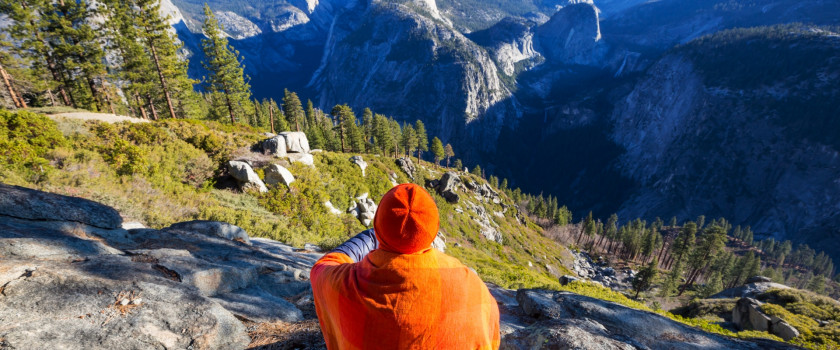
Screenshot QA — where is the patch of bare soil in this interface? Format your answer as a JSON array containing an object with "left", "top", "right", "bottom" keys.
[{"left": 245, "top": 319, "right": 326, "bottom": 350}]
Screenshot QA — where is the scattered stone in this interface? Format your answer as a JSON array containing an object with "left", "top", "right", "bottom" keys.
[
  {"left": 121, "top": 221, "right": 145, "bottom": 230},
  {"left": 559, "top": 275, "right": 579, "bottom": 286},
  {"left": 304, "top": 243, "right": 323, "bottom": 253},
  {"left": 227, "top": 161, "right": 268, "bottom": 193},
  {"left": 432, "top": 232, "right": 446, "bottom": 253},
  {"left": 288, "top": 153, "right": 315, "bottom": 166},
  {"left": 265, "top": 164, "right": 295, "bottom": 187},
  {"left": 279, "top": 132, "right": 310, "bottom": 153},
  {"left": 262, "top": 135, "right": 288, "bottom": 157},
  {"left": 324, "top": 201, "right": 343, "bottom": 215},
  {"left": 348, "top": 195, "right": 377, "bottom": 227},
  {"left": 396, "top": 157, "right": 416, "bottom": 179},
  {"left": 350, "top": 156, "right": 368, "bottom": 176},
  {"left": 167, "top": 220, "right": 251, "bottom": 245}
]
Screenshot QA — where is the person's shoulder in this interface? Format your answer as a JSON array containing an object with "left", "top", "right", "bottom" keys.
[{"left": 431, "top": 250, "right": 480, "bottom": 277}]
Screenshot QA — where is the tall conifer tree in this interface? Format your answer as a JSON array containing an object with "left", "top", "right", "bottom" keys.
[{"left": 201, "top": 4, "right": 252, "bottom": 123}]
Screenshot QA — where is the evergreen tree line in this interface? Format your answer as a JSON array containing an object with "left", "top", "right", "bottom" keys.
[
  {"left": 0, "top": 0, "right": 464, "bottom": 167},
  {"left": 530, "top": 206, "right": 839, "bottom": 298},
  {"left": 0, "top": 1, "right": 255, "bottom": 122}
]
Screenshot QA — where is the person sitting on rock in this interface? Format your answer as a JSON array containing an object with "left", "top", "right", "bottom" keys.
[{"left": 310, "top": 183, "right": 500, "bottom": 349}]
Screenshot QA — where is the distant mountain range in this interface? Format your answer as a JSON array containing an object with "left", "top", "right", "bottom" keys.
[{"left": 164, "top": 0, "right": 840, "bottom": 260}]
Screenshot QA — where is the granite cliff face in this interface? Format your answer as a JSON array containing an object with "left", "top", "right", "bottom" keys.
[
  {"left": 310, "top": 1, "right": 519, "bottom": 155},
  {"left": 611, "top": 26, "right": 840, "bottom": 255}
]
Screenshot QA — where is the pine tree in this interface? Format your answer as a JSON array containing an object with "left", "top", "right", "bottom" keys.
[
  {"left": 373, "top": 113, "right": 392, "bottom": 156},
  {"left": 282, "top": 89, "right": 304, "bottom": 131},
  {"left": 201, "top": 4, "right": 252, "bottom": 123},
  {"left": 402, "top": 123, "right": 417, "bottom": 157},
  {"left": 444, "top": 143, "right": 454, "bottom": 167},
  {"left": 305, "top": 99, "right": 316, "bottom": 131},
  {"left": 430, "top": 137, "right": 444, "bottom": 167},
  {"left": 361, "top": 108, "right": 373, "bottom": 151},
  {"left": 2, "top": 0, "right": 73, "bottom": 106},
  {"left": 331, "top": 104, "right": 356, "bottom": 152},
  {"left": 471, "top": 164, "right": 482, "bottom": 177},
  {"left": 633, "top": 259, "right": 658, "bottom": 298},
  {"left": 41, "top": 0, "right": 110, "bottom": 112},
  {"left": 453, "top": 159, "right": 463, "bottom": 171},
  {"left": 679, "top": 224, "right": 727, "bottom": 295},
  {"left": 415, "top": 120, "right": 428, "bottom": 161}
]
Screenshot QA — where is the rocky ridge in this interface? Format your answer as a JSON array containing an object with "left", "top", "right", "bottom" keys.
[{"left": 0, "top": 183, "right": 799, "bottom": 349}]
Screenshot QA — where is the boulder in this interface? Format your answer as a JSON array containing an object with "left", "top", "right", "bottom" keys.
[
  {"left": 732, "top": 298, "right": 800, "bottom": 340},
  {"left": 559, "top": 275, "right": 579, "bottom": 286},
  {"left": 262, "top": 135, "right": 288, "bottom": 157},
  {"left": 733, "top": 298, "right": 770, "bottom": 332},
  {"left": 746, "top": 276, "right": 772, "bottom": 284},
  {"left": 430, "top": 172, "right": 462, "bottom": 203},
  {"left": 348, "top": 195, "right": 377, "bottom": 227},
  {"left": 279, "top": 131, "right": 310, "bottom": 153},
  {"left": 709, "top": 281, "right": 790, "bottom": 299},
  {"left": 324, "top": 201, "right": 343, "bottom": 215},
  {"left": 431, "top": 232, "right": 446, "bottom": 253},
  {"left": 0, "top": 183, "right": 122, "bottom": 229},
  {"left": 770, "top": 316, "right": 800, "bottom": 341},
  {"left": 350, "top": 155, "right": 368, "bottom": 176},
  {"left": 288, "top": 153, "right": 315, "bottom": 166},
  {"left": 227, "top": 161, "right": 268, "bottom": 193},
  {"left": 265, "top": 164, "right": 295, "bottom": 187},
  {"left": 167, "top": 220, "right": 252, "bottom": 245},
  {"left": 396, "top": 157, "right": 416, "bottom": 179}
]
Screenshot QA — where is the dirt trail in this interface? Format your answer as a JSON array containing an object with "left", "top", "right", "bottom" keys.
[{"left": 50, "top": 112, "right": 148, "bottom": 123}]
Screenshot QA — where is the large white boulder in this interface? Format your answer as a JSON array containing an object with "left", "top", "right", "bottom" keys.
[
  {"left": 279, "top": 132, "right": 310, "bottom": 153},
  {"left": 288, "top": 153, "right": 314, "bottom": 166},
  {"left": 227, "top": 161, "right": 268, "bottom": 193},
  {"left": 262, "top": 136, "right": 288, "bottom": 157},
  {"left": 265, "top": 164, "right": 295, "bottom": 187}
]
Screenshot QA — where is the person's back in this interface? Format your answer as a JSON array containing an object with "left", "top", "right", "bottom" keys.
[{"left": 310, "top": 183, "right": 500, "bottom": 349}]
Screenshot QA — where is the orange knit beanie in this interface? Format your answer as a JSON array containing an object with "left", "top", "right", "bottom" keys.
[{"left": 373, "top": 183, "right": 440, "bottom": 254}]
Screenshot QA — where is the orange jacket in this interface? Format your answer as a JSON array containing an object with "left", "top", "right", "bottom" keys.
[{"left": 311, "top": 248, "right": 501, "bottom": 349}]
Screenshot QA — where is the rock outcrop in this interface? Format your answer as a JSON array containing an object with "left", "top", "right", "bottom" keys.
[
  {"left": 262, "top": 132, "right": 311, "bottom": 157},
  {"left": 571, "top": 251, "right": 635, "bottom": 290},
  {"left": 265, "top": 164, "right": 296, "bottom": 187},
  {"left": 428, "top": 172, "right": 462, "bottom": 203},
  {"left": 498, "top": 288, "right": 798, "bottom": 350},
  {"left": 348, "top": 193, "right": 377, "bottom": 227},
  {"left": 227, "top": 160, "right": 268, "bottom": 193},
  {"left": 280, "top": 131, "right": 311, "bottom": 153},
  {"left": 709, "top": 280, "right": 790, "bottom": 299},
  {"left": 0, "top": 185, "right": 322, "bottom": 349},
  {"left": 262, "top": 135, "right": 288, "bottom": 157},
  {"left": 396, "top": 157, "right": 416, "bottom": 180},
  {"left": 0, "top": 183, "right": 122, "bottom": 229},
  {"left": 349, "top": 155, "right": 367, "bottom": 176},
  {"left": 733, "top": 298, "right": 800, "bottom": 341}
]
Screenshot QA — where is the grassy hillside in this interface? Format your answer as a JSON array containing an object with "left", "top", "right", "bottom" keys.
[{"left": 0, "top": 109, "right": 569, "bottom": 289}]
